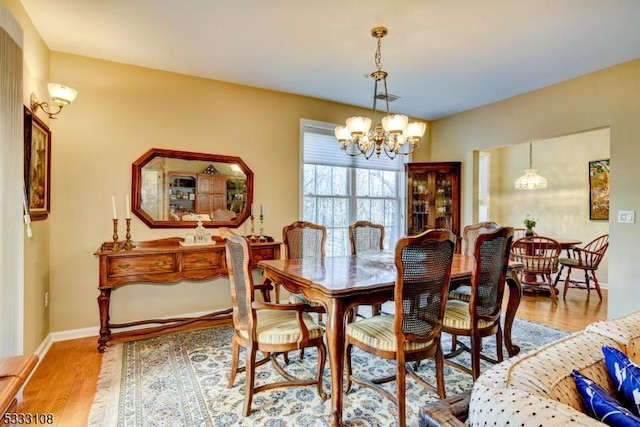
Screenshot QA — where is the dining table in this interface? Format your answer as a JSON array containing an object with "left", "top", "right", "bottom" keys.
[{"left": 258, "top": 252, "right": 522, "bottom": 427}]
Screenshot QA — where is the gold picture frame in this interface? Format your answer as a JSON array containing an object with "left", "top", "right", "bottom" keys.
[{"left": 24, "top": 106, "right": 51, "bottom": 220}]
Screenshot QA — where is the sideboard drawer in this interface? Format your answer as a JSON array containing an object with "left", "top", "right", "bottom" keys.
[
  {"left": 251, "top": 247, "right": 278, "bottom": 264},
  {"left": 108, "top": 254, "right": 177, "bottom": 277},
  {"left": 183, "top": 251, "right": 224, "bottom": 271}
]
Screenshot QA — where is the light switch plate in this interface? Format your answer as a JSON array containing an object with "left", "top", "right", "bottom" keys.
[{"left": 618, "top": 210, "right": 635, "bottom": 223}]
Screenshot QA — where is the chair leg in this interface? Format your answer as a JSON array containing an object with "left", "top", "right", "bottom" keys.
[
  {"left": 435, "top": 344, "right": 446, "bottom": 399},
  {"left": 553, "top": 264, "right": 565, "bottom": 287},
  {"left": 591, "top": 271, "right": 603, "bottom": 301},
  {"left": 243, "top": 343, "right": 257, "bottom": 416},
  {"left": 396, "top": 356, "right": 407, "bottom": 427},
  {"left": 227, "top": 338, "right": 240, "bottom": 388},
  {"left": 470, "top": 332, "right": 482, "bottom": 381},
  {"left": 563, "top": 267, "right": 573, "bottom": 298}
]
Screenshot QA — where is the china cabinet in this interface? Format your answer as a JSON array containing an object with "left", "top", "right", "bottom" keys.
[{"left": 406, "top": 162, "right": 461, "bottom": 239}]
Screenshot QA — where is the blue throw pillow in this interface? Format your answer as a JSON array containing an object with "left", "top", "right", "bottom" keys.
[
  {"left": 572, "top": 370, "right": 640, "bottom": 426},
  {"left": 603, "top": 346, "right": 640, "bottom": 416}
]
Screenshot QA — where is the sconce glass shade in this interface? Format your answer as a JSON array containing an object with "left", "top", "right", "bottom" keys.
[{"left": 48, "top": 83, "right": 78, "bottom": 107}]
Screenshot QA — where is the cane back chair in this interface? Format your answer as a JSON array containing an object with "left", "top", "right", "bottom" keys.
[
  {"left": 442, "top": 226, "right": 514, "bottom": 381},
  {"left": 448, "top": 221, "right": 501, "bottom": 302},
  {"left": 349, "top": 220, "right": 386, "bottom": 317},
  {"left": 345, "top": 229, "right": 457, "bottom": 427},
  {"left": 221, "top": 229, "right": 327, "bottom": 416}
]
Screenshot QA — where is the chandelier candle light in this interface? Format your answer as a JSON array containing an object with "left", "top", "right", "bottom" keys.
[
  {"left": 515, "top": 141, "right": 547, "bottom": 190},
  {"left": 335, "top": 27, "right": 426, "bottom": 159}
]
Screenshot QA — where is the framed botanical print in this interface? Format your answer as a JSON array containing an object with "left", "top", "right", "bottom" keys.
[
  {"left": 588, "top": 159, "right": 610, "bottom": 221},
  {"left": 24, "top": 106, "right": 51, "bottom": 220}
]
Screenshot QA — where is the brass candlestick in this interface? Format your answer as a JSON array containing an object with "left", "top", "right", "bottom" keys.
[
  {"left": 111, "top": 219, "right": 121, "bottom": 251},
  {"left": 250, "top": 214, "right": 255, "bottom": 235},
  {"left": 124, "top": 218, "right": 135, "bottom": 250}
]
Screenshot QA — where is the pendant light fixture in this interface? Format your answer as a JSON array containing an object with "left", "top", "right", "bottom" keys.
[{"left": 514, "top": 141, "right": 547, "bottom": 190}]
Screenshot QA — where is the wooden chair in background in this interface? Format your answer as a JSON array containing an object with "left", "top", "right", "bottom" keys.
[
  {"left": 510, "top": 236, "right": 561, "bottom": 304},
  {"left": 349, "top": 220, "right": 385, "bottom": 317},
  {"left": 221, "top": 229, "right": 327, "bottom": 416},
  {"left": 559, "top": 233, "right": 609, "bottom": 300},
  {"left": 344, "top": 229, "right": 456, "bottom": 427},
  {"left": 442, "top": 226, "right": 514, "bottom": 381}
]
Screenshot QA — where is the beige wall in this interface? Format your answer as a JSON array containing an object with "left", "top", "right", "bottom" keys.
[
  {"left": 46, "top": 52, "right": 401, "bottom": 332},
  {"left": 431, "top": 60, "right": 640, "bottom": 318},
  {"left": 4, "top": 0, "right": 51, "bottom": 353},
  {"left": 488, "top": 129, "right": 610, "bottom": 283}
]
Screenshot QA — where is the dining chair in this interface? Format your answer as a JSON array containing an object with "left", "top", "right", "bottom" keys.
[
  {"left": 282, "top": 221, "right": 327, "bottom": 322},
  {"left": 344, "top": 229, "right": 456, "bottom": 427},
  {"left": 442, "top": 226, "right": 514, "bottom": 381},
  {"left": 448, "top": 221, "right": 501, "bottom": 302},
  {"left": 559, "top": 233, "right": 609, "bottom": 300},
  {"left": 349, "top": 220, "right": 385, "bottom": 317},
  {"left": 510, "top": 236, "right": 561, "bottom": 304},
  {"left": 221, "top": 228, "right": 327, "bottom": 416}
]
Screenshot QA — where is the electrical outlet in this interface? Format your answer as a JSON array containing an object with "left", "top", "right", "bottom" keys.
[
  {"left": 44, "top": 291, "right": 49, "bottom": 308},
  {"left": 618, "top": 210, "right": 636, "bottom": 224}
]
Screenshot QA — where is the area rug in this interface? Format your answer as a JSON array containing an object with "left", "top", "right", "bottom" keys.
[{"left": 88, "top": 318, "right": 568, "bottom": 427}]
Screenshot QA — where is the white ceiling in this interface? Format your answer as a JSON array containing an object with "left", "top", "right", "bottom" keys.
[{"left": 19, "top": 0, "right": 640, "bottom": 120}]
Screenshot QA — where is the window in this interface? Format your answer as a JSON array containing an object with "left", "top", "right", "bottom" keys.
[
  {"left": 478, "top": 151, "right": 490, "bottom": 222},
  {"left": 301, "top": 121, "right": 405, "bottom": 256}
]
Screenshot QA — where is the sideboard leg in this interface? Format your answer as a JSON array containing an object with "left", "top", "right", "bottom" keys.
[{"left": 98, "top": 288, "right": 112, "bottom": 352}]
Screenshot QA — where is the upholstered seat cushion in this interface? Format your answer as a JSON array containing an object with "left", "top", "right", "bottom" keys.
[
  {"left": 289, "top": 293, "right": 324, "bottom": 308},
  {"left": 239, "top": 309, "right": 324, "bottom": 344},
  {"left": 442, "top": 299, "right": 494, "bottom": 330},
  {"left": 346, "top": 315, "right": 435, "bottom": 352},
  {"left": 448, "top": 285, "right": 472, "bottom": 302},
  {"left": 559, "top": 257, "right": 597, "bottom": 269}
]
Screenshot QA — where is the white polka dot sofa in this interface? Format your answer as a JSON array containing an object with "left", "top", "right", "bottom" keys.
[{"left": 419, "top": 310, "right": 640, "bottom": 426}]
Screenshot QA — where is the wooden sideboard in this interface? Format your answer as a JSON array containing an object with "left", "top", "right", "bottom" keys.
[{"left": 94, "top": 236, "right": 281, "bottom": 352}]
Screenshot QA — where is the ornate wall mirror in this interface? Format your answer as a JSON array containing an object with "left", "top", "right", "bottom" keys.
[{"left": 132, "top": 148, "right": 253, "bottom": 228}]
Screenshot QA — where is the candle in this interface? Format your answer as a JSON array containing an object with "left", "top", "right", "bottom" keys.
[
  {"left": 125, "top": 195, "right": 131, "bottom": 219},
  {"left": 251, "top": 203, "right": 254, "bottom": 216},
  {"left": 111, "top": 195, "right": 117, "bottom": 219},
  {"left": 260, "top": 204, "right": 263, "bottom": 216}
]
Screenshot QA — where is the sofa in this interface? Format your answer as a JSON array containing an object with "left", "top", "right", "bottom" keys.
[{"left": 420, "top": 310, "right": 640, "bottom": 426}]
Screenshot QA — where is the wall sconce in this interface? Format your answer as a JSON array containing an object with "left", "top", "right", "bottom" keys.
[{"left": 30, "top": 83, "right": 78, "bottom": 119}]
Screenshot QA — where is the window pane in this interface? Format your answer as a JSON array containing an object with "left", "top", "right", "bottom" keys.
[
  {"left": 333, "top": 167, "right": 349, "bottom": 196},
  {"left": 355, "top": 169, "right": 370, "bottom": 197},
  {"left": 316, "top": 165, "right": 332, "bottom": 195},
  {"left": 303, "top": 164, "right": 316, "bottom": 195}
]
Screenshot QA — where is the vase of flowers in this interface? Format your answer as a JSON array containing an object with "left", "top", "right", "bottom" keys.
[{"left": 523, "top": 215, "right": 538, "bottom": 236}]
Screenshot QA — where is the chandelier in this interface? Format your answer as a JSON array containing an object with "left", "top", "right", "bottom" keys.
[
  {"left": 334, "top": 27, "right": 426, "bottom": 159},
  {"left": 514, "top": 141, "right": 547, "bottom": 190}
]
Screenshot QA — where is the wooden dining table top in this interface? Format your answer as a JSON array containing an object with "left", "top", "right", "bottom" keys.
[{"left": 258, "top": 252, "right": 477, "bottom": 296}]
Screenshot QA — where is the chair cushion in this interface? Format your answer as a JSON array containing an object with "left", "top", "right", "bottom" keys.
[
  {"left": 560, "top": 257, "right": 597, "bottom": 269},
  {"left": 603, "top": 346, "right": 640, "bottom": 416},
  {"left": 442, "top": 299, "right": 494, "bottom": 330},
  {"left": 239, "top": 309, "right": 324, "bottom": 344},
  {"left": 448, "top": 285, "right": 472, "bottom": 302},
  {"left": 573, "top": 370, "right": 640, "bottom": 426},
  {"left": 288, "top": 293, "right": 324, "bottom": 308},
  {"left": 346, "top": 315, "right": 435, "bottom": 352}
]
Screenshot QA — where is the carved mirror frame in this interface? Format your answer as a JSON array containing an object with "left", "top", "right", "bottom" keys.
[{"left": 132, "top": 148, "right": 253, "bottom": 229}]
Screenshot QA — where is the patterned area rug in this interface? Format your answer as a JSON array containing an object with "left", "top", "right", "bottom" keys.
[{"left": 88, "top": 318, "right": 568, "bottom": 427}]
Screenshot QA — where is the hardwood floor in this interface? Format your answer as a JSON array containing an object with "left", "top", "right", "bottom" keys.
[{"left": 14, "top": 289, "right": 607, "bottom": 426}]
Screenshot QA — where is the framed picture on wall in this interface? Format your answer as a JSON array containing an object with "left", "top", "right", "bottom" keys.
[
  {"left": 24, "top": 106, "right": 51, "bottom": 221},
  {"left": 588, "top": 159, "right": 610, "bottom": 221}
]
